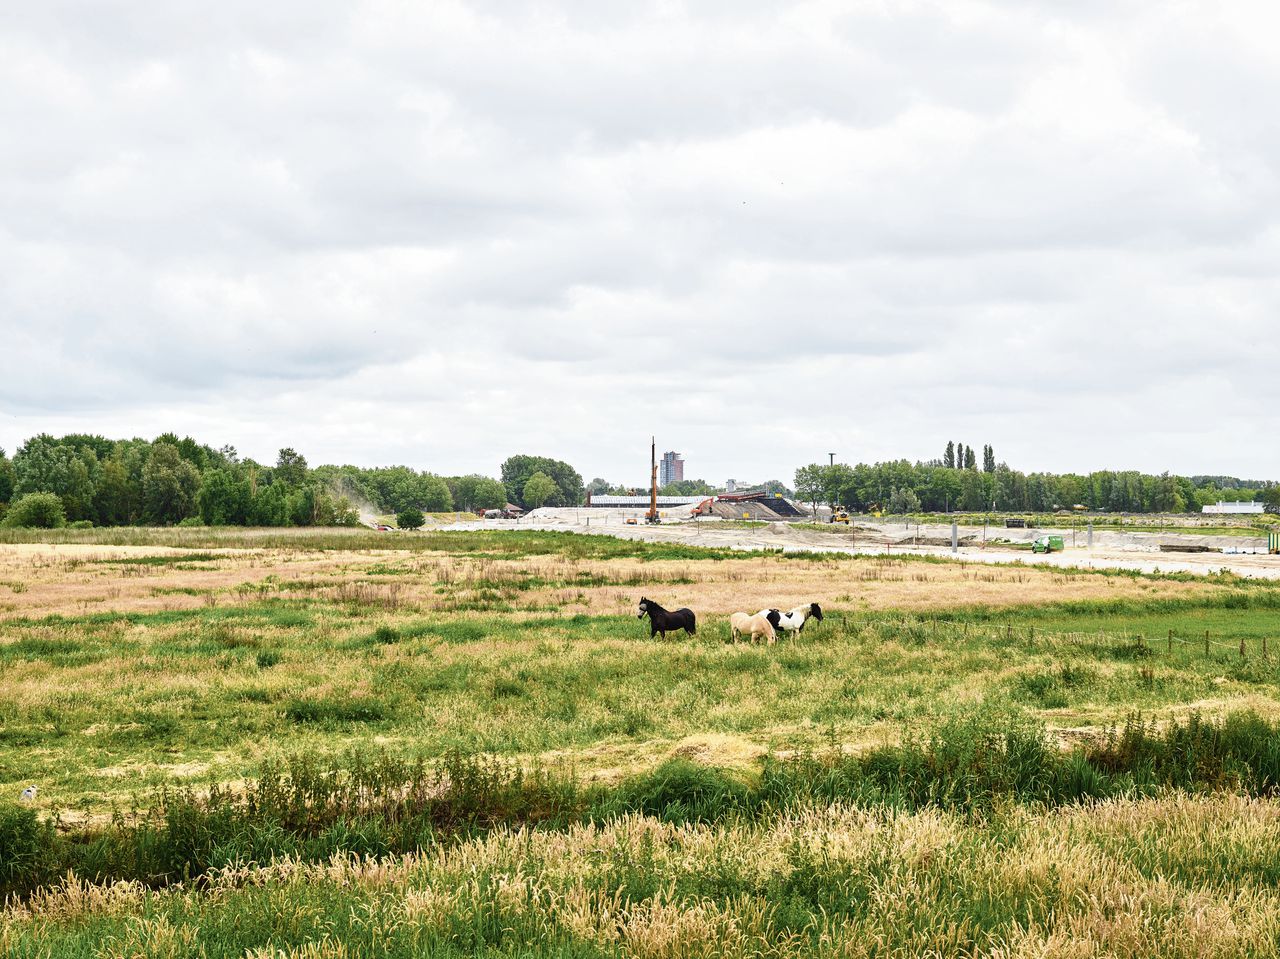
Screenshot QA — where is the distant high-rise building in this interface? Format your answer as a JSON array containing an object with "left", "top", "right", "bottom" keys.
[
  {"left": 725, "top": 478, "right": 737, "bottom": 493},
  {"left": 659, "top": 451, "right": 684, "bottom": 487}
]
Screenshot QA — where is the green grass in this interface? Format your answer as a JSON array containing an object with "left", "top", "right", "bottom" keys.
[
  {"left": 4, "top": 590, "right": 1280, "bottom": 813},
  {"left": 5, "top": 528, "right": 1280, "bottom": 955}
]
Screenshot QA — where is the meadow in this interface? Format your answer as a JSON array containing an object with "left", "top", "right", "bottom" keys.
[{"left": 3, "top": 528, "right": 1280, "bottom": 957}]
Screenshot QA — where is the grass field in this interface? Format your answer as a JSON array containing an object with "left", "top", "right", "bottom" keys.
[{"left": 3, "top": 528, "right": 1280, "bottom": 956}]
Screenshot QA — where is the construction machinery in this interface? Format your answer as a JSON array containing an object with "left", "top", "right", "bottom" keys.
[
  {"left": 829, "top": 506, "right": 850, "bottom": 525},
  {"left": 645, "top": 437, "right": 661, "bottom": 524}
]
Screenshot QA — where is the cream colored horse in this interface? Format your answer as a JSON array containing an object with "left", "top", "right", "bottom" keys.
[{"left": 729, "top": 610, "right": 779, "bottom": 644}]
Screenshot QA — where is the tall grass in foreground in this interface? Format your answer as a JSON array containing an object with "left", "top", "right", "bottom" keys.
[
  {"left": 5, "top": 794, "right": 1280, "bottom": 957},
  {"left": 3, "top": 709, "right": 1278, "bottom": 901}
]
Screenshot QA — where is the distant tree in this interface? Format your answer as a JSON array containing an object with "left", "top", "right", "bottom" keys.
[
  {"left": 396, "top": 508, "right": 425, "bottom": 530},
  {"left": 198, "top": 469, "right": 252, "bottom": 525},
  {"left": 142, "top": 443, "right": 201, "bottom": 524},
  {"left": 0, "top": 492, "right": 67, "bottom": 529},
  {"left": 449, "top": 474, "right": 506, "bottom": 512},
  {"left": 470, "top": 477, "right": 507, "bottom": 511},
  {"left": 660, "top": 479, "right": 717, "bottom": 496},
  {"left": 794, "top": 464, "right": 827, "bottom": 512},
  {"left": 888, "top": 487, "right": 921, "bottom": 514},
  {"left": 954, "top": 440, "right": 963, "bottom": 468},
  {"left": 250, "top": 482, "right": 290, "bottom": 526},
  {"left": 755, "top": 479, "right": 792, "bottom": 498},
  {"left": 12, "top": 434, "right": 98, "bottom": 521},
  {"left": 522, "top": 471, "right": 559, "bottom": 510},
  {"left": 586, "top": 477, "right": 613, "bottom": 497},
  {"left": 275, "top": 448, "right": 309, "bottom": 487},
  {"left": 983, "top": 444, "right": 996, "bottom": 473},
  {"left": 93, "top": 457, "right": 138, "bottom": 525},
  {"left": 943, "top": 441, "right": 956, "bottom": 469},
  {"left": 959, "top": 469, "right": 987, "bottom": 511},
  {"left": 501, "top": 455, "right": 584, "bottom": 508},
  {"left": 963, "top": 445, "right": 977, "bottom": 470},
  {"left": 0, "top": 448, "right": 13, "bottom": 504},
  {"left": 1262, "top": 484, "right": 1280, "bottom": 514}
]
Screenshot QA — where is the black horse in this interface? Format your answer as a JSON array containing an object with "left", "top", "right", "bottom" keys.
[{"left": 637, "top": 597, "right": 696, "bottom": 639}]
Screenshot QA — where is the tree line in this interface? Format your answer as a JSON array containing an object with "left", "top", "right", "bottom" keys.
[
  {"left": 0, "top": 434, "right": 589, "bottom": 529},
  {"left": 795, "top": 443, "right": 1279, "bottom": 515}
]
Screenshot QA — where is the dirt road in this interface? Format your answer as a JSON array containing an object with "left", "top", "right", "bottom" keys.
[{"left": 504, "top": 511, "right": 1280, "bottom": 580}]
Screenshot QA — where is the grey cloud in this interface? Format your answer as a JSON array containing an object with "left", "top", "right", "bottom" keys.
[{"left": 2, "top": 1, "right": 1279, "bottom": 480}]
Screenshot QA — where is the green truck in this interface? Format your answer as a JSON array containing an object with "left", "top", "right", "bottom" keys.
[{"left": 1031, "top": 535, "right": 1065, "bottom": 554}]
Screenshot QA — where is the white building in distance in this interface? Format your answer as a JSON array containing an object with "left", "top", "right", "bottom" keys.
[{"left": 1202, "top": 501, "right": 1265, "bottom": 514}]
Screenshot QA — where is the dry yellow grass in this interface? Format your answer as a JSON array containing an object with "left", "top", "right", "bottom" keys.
[{"left": 0, "top": 544, "right": 1232, "bottom": 622}]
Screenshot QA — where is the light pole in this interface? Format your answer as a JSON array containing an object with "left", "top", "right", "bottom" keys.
[{"left": 827, "top": 452, "right": 836, "bottom": 466}]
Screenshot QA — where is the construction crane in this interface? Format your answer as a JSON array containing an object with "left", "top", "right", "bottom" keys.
[{"left": 646, "top": 436, "right": 661, "bottom": 524}]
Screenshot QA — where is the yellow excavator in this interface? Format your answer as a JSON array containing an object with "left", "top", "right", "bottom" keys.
[{"left": 829, "top": 506, "right": 850, "bottom": 525}]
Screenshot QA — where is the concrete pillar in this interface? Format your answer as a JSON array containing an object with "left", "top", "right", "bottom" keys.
[{"left": 951, "top": 521, "right": 958, "bottom": 554}]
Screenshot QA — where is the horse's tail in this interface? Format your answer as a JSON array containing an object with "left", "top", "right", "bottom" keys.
[{"left": 687, "top": 611, "right": 697, "bottom": 634}]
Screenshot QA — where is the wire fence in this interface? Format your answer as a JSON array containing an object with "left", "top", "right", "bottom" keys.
[{"left": 844, "top": 613, "right": 1273, "bottom": 663}]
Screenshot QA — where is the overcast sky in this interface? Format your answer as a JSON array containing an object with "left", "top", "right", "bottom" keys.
[{"left": 2, "top": 1, "right": 1277, "bottom": 485}]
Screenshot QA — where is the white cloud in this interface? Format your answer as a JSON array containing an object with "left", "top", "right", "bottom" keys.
[{"left": 1, "top": 0, "right": 1277, "bottom": 482}]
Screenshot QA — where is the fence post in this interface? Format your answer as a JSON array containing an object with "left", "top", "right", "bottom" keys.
[
  {"left": 1240, "top": 636, "right": 1247, "bottom": 660},
  {"left": 1167, "top": 629, "right": 1172, "bottom": 655},
  {"left": 1006, "top": 624, "right": 1013, "bottom": 641},
  {"left": 1265, "top": 635, "right": 1269, "bottom": 660},
  {"left": 1205, "top": 630, "right": 1210, "bottom": 657}
]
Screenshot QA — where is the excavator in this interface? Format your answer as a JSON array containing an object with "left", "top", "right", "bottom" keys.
[{"left": 829, "top": 505, "right": 850, "bottom": 525}]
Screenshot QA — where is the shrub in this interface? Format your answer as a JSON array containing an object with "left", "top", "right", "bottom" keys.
[
  {"left": 68, "top": 519, "right": 94, "bottom": 529},
  {"left": 0, "top": 802, "right": 62, "bottom": 898},
  {"left": 601, "top": 759, "right": 753, "bottom": 824},
  {"left": 177, "top": 516, "right": 204, "bottom": 528},
  {"left": 0, "top": 492, "right": 66, "bottom": 529},
  {"left": 396, "top": 508, "right": 425, "bottom": 530}
]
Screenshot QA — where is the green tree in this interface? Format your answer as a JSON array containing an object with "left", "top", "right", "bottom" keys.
[
  {"left": 943, "top": 442, "right": 955, "bottom": 469},
  {"left": 250, "top": 483, "right": 290, "bottom": 526},
  {"left": 660, "top": 479, "right": 717, "bottom": 496},
  {"left": 1261, "top": 484, "right": 1280, "bottom": 514},
  {"left": 522, "top": 471, "right": 559, "bottom": 510},
  {"left": 983, "top": 444, "right": 996, "bottom": 473},
  {"left": 396, "top": 508, "right": 425, "bottom": 530},
  {"left": 142, "top": 443, "right": 201, "bottom": 524},
  {"left": 794, "top": 464, "right": 827, "bottom": 512},
  {"left": 470, "top": 477, "right": 507, "bottom": 511},
  {"left": 963, "top": 445, "right": 976, "bottom": 470},
  {"left": 0, "top": 492, "right": 67, "bottom": 528},
  {"left": 447, "top": 474, "right": 504, "bottom": 512},
  {"left": 888, "top": 487, "right": 921, "bottom": 514},
  {"left": 93, "top": 457, "right": 138, "bottom": 526},
  {"left": 586, "top": 477, "right": 612, "bottom": 496},
  {"left": 275, "top": 448, "right": 309, "bottom": 487},
  {"left": 198, "top": 469, "right": 252, "bottom": 525},
  {"left": 0, "top": 448, "right": 13, "bottom": 504},
  {"left": 501, "top": 455, "right": 584, "bottom": 508},
  {"left": 12, "top": 435, "right": 98, "bottom": 521}
]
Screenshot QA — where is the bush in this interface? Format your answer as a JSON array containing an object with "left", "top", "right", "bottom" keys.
[
  {"left": 600, "top": 759, "right": 753, "bottom": 824},
  {"left": 68, "top": 519, "right": 94, "bottom": 529},
  {"left": 0, "top": 492, "right": 66, "bottom": 529},
  {"left": 396, "top": 508, "right": 425, "bottom": 530},
  {"left": 177, "top": 516, "right": 204, "bottom": 528},
  {"left": 0, "top": 802, "right": 62, "bottom": 898}
]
